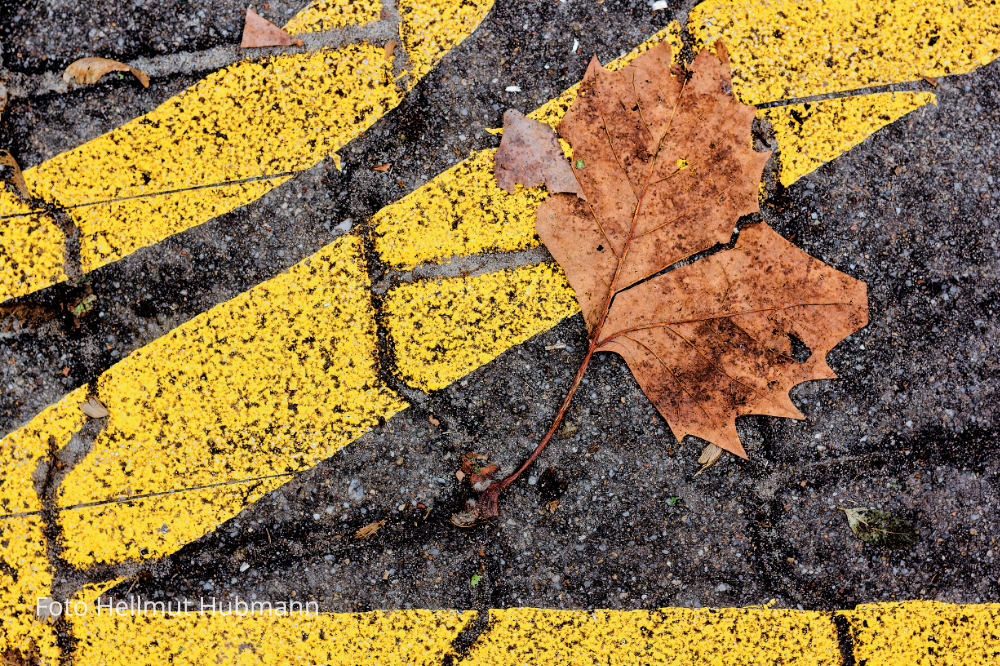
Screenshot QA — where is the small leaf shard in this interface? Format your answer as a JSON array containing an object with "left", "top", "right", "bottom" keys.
[
  {"left": 842, "top": 507, "right": 918, "bottom": 549},
  {"left": 241, "top": 8, "right": 302, "bottom": 48},
  {"left": 494, "top": 109, "right": 584, "bottom": 198},
  {"left": 63, "top": 58, "right": 150, "bottom": 88}
]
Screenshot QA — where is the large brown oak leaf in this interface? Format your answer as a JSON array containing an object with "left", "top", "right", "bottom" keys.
[{"left": 536, "top": 42, "right": 869, "bottom": 458}]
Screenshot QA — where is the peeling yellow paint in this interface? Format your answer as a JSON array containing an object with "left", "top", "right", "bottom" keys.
[
  {"left": 844, "top": 601, "right": 1000, "bottom": 665},
  {"left": 57, "top": 235, "right": 407, "bottom": 565},
  {"left": 762, "top": 91, "right": 936, "bottom": 186},
  {"left": 71, "top": 609, "right": 475, "bottom": 665},
  {"left": 690, "top": 0, "right": 1000, "bottom": 104},
  {"left": 458, "top": 607, "right": 842, "bottom": 665},
  {"left": 386, "top": 263, "right": 579, "bottom": 391},
  {"left": 398, "top": 0, "right": 495, "bottom": 84}
]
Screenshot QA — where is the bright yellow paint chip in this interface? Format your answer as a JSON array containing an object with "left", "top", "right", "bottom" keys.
[
  {"left": 690, "top": 0, "right": 1000, "bottom": 104},
  {"left": 71, "top": 609, "right": 476, "bottom": 665},
  {"left": 762, "top": 91, "right": 936, "bottom": 186},
  {"left": 398, "top": 0, "right": 495, "bottom": 84},
  {"left": 458, "top": 607, "right": 842, "bottom": 665},
  {"left": 283, "top": 0, "right": 382, "bottom": 34},
  {"left": 844, "top": 601, "right": 1000, "bottom": 665},
  {"left": 57, "top": 235, "right": 407, "bottom": 565},
  {"left": 385, "top": 263, "right": 579, "bottom": 391}
]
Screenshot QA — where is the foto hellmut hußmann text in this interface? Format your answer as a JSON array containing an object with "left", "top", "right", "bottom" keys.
[{"left": 36, "top": 595, "right": 320, "bottom": 620}]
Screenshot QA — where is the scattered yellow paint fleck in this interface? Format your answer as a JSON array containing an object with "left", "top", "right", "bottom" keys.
[
  {"left": 458, "top": 607, "right": 842, "bottom": 665},
  {"left": 690, "top": 0, "right": 1000, "bottom": 104},
  {"left": 60, "top": 478, "right": 287, "bottom": 565},
  {"left": 844, "top": 601, "right": 1000, "bottom": 665},
  {"left": 71, "top": 610, "right": 476, "bottom": 665},
  {"left": 398, "top": 0, "right": 495, "bottom": 85},
  {"left": 385, "top": 263, "right": 579, "bottom": 391},
  {"left": 283, "top": 0, "right": 382, "bottom": 34},
  {"left": 57, "top": 235, "right": 407, "bottom": 565},
  {"left": 762, "top": 91, "right": 936, "bottom": 186},
  {"left": 0, "top": 192, "right": 66, "bottom": 302}
]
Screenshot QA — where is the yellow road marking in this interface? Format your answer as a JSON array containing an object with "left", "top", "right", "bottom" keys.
[
  {"left": 71, "top": 609, "right": 475, "bottom": 665},
  {"left": 843, "top": 601, "right": 1000, "bottom": 665},
  {"left": 55, "top": 234, "right": 407, "bottom": 566},
  {"left": 690, "top": 0, "right": 1000, "bottom": 105},
  {"left": 762, "top": 91, "right": 936, "bottom": 186},
  {"left": 0, "top": 0, "right": 496, "bottom": 303},
  {"left": 459, "top": 607, "right": 841, "bottom": 665},
  {"left": 0, "top": 387, "right": 87, "bottom": 660},
  {"left": 386, "top": 263, "right": 579, "bottom": 391}
]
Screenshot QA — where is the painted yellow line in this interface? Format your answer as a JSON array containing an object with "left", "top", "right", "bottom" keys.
[
  {"left": 0, "top": 0, "right": 496, "bottom": 303},
  {"left": 690, "top": 0, "right": 1000, "bottom": 105},
  {"left": 386, "top": 263, "right": 579, "bottom": 391},
  {"left": 0, "top": 386, "right": 87, "bottom": 661},
  {"left": 762, "top": 91, "right": 936, "bottom": 187},
  {"left": 50, "top": 603, "right": 1000, "bottom": 664},
  {"left": 56, "top": 234, "right": 407, "bottom": 566},
  {"left": 843, "top": 601, "right": 1000, "bottom": 665},
  {"left": 459, "top": 607, "right": 841, "bottom": 665}
]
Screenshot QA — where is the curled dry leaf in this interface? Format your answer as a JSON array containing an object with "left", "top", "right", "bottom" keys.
[
  {"left": 63, "top": 58, "right": 150, "bottom": 88},
  {"left": 354, "top": 519, "right": 386, "bottom": 540},
  {"left": 694, "top": 443, "right": 724, "bottom": 476},
  {"left": 241, "top": 8, "right": 302, "bottom": 48},
  {"left": 81, "top": 397, "right": 110, "bottom": 419},
  {"left": 372, "top": 163, "right": 392, "bottom": 172},
  {"left": 841, "top": 507, "right": 918, "bottom": 549},
  {"left": 0, "top": 150, "right": 30, "bottom": 200},
  {"left": 494, "top": 109, "right": 584, "bottom": 197}
]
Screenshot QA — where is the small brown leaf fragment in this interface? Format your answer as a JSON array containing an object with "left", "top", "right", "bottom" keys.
[
  {"left": 372, "top": 163, "right": 392, "bottom": 172},
  {"left": 694, "top": 443, "right": 724, "bottom": 476},
  {"left": 920, "top": 74, "right": 938, "bottom": 87},
  {"left": 384, "top": 40, "right": 398, "bottom": 61},
  {"left": 494, "top": 109, "right": 584, "bottom": 198},
  {"left": 63, "top": 57, "right": 150, "bottom": 88},
  {"left": 81, "top": 397, "right": 109, "bottom": 419},
  {"left": 354, "top": 520, "right": 386, "bottom": 539},
  {"left": 0, "top": 150, "right": 30, "bottom": 200},
  {"left": 428, "top": 414, "right": 440, "bottom": 427},
  {"left": 546, "top": 500, "right": 560, "bottom": 513},
  {"left": 241, "top": 8, "right": 302, "bottom": 48}
]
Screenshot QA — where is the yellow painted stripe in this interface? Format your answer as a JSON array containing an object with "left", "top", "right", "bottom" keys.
[
  {"left": 71, "top": 610, "right": 476, "bottom": 665},
  {"left": 459, "top": 607, "right": 842, "bottom": 665},
  {"left": 843, "top": 601, "right": 1000, "bottom": 665},
  {"left": 0, "top": 516, "right": 59, "bottom": 662},
  {"left": 761, "top": 91, "right": 936, "bottom": 187},
  {"left": 53, "top": 234, "right": 407, "bottom": 566},
  {"left": 0, "top": 0, "right": 496, "bottom": 303},
  {"left": 690, "top": 0, "right": 1000, "bottom": 105},
  {"left": 386, "top": 263, "right": 579, "bottom": 391},
  {"left": 0, "top": 192, "right": 66, "bottom": 301},
  {"left": 284, "top": 0, "right": 383, "bottom": 34}
]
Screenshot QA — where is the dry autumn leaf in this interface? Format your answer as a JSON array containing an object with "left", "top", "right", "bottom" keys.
[
  {"left": 494, "top": 109, "right": 583, "bottom": 198},
  {"left": 241, "top": 8, "right": 302, "bottom": 48},
  {"left": 469, "top": 41, "right": 868, "bottom": 522},
  {"left": 0, "top": 150, "right": 30, "bottom": 200},
  {"left": 63, "top": 57, "right": 150, "bottom": 88},
  {"left": 81, "top": 397, "right": 110, "bottom": 419}
]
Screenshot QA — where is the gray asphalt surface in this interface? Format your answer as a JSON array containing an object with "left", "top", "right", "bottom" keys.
[{"left": 1, "top": 0, "right": 997, "bottom": 619}]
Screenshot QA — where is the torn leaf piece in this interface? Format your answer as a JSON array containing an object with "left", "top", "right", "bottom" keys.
[
  {"left": 241, "top": 8, "right": 303, "bottom": 48},
  {"left": 81, "top": 397, "right": 110, "bottom": 419},
  {"left": 494, "top": 109, "right": 583, "bottom": 198},
  {"left": 842, "top": 507, "right": 919, "bottom": 549},
  {"left": 63, "top": 57, "right": 150, "bottom": 88}
]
